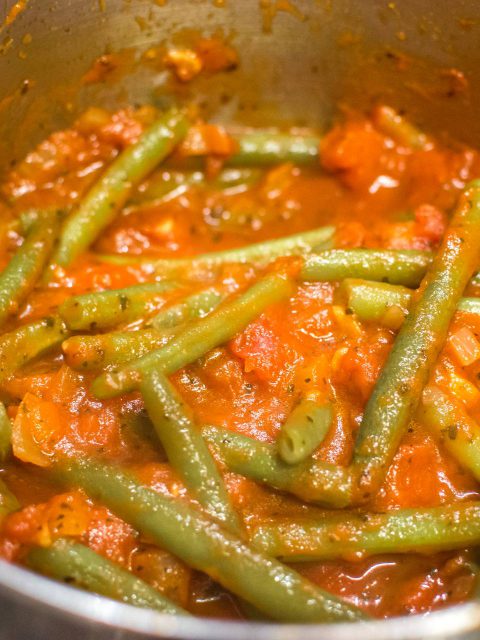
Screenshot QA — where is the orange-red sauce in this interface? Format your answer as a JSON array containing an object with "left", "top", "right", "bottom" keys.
[{"left": 1, "top": 106, "right": 480, "bottom": 618}]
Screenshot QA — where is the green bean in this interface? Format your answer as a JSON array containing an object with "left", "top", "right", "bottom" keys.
[
  {"left": 168, "top": 132, "right": 321, "bottom": 169},
  {"left": 338, "top": 280, "right": 480, "bottom": 328},
  {"left": 250, "top": 501, "right": 480, "bottom": 562},
  {"left": 141, "top": 371, "right": 240, "bottom": 532},
  {"left": 0, "top": 316, "right": 69, "bottom": 384},
  {"left": 352, "top": 180, "right": 480, "bottom": 503},
  {"left": 129, "top": 170, "right": 205, "bottom": 206},
  {"left": 229, "top": 131, "right": 321, "bottom": 166},
  {"left": 0, "top": 403, "right": 12, "bottom": 462},
  {"left": 208, "top": 167, "right": 264, "bottom": 189},
  {"left": 0, "top": 210, "right": 60, "bottom": 328},
  {"left": 53, "top": 458, "right": 366, "bottom": 622},
  {"left": 91, "top": 274, "right": 294, "bottom": 399},
  {"left": 58, "top": 281, "right": 177, "bottom": 331},
  {"left": 119, "top": 409, "right": 162, "bottom": 452},
  {"left": 27, "top": 539, "right": 187, "bottom": 615},
  {"left": 0, "top": 477, "right": 19, "bottom": 522},
  {"left": 337, "top": 279, "right": 413, "bottom": 328},
  {"left": 52, "top": 109, "right": 189, "bottom": 267},
  {"left": 97, "top": 225, "right": 335, "bottom": 276},
  {"left": 458, "top": 298, "right": 480, "bottom": 314},
  {"left": 373, "top": 105, "right": 430, "bottom": 150},
  {"left": 18, "top": 208, "right": 68, "bottom": 236},
  {"left": 151, "top": 288, "right": 224, "bottom": 330},
  {"left": 98, "top": 249, "right": 480, "bottom": 289},
  {"left": 202, "top": 425, "right": 352, "bottom": 508},
  {"left": 62, "top": 329, "right": 170, "bottom": 371},
  {"left": 63, "top": 289, "right": 225, "bottom": 371},
  {"left": 301, "top": 249, "right": 432, "bottom": 287},
  {"left": 419, "top": 386, "right": 480, "bottom": 481},
  {"left": 130, "top": 168, "right": 262, "bottom": 207},
  {"left": 277, "top": 400, "right": 333, "bottom": 465},
  {"left": 179, "top": 224, "right": 333, "bottom": 266}
]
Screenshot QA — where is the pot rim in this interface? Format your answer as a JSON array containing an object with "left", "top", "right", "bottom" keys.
[{"left": 1, "top": 557, "right": 479, "bottom": 639}]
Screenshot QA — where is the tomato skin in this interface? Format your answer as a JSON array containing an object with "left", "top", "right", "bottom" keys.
[{"left": 320, "top": 121, "right": 388, "bottom": 191}]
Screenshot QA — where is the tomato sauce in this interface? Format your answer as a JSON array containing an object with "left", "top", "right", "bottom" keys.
[{"left": 1, "top": 105, "right": 480, "bottom": 618}]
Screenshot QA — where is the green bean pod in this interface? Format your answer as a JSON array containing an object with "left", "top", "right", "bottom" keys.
[
  {"left": 338, "top": 279, "right": 480, "bottom": 328},
  {"left": 250, "top": 501, "right": 480, "bottom": 562},
  {"left": 0, "top": 477, "right": 19, "bottom": 522},
  {"left": 458, "top": 298, "right": 480, "bottom": 315},
  {"left": 337, "top": 279, "right": 413, "bottom": 328},
  {"left": 141, "top": 371, "right": 240, "bottom": 532},
  {"left": 301, "top": 249, "right": 432, "bottom": 287},
  {"left": 27, "top": 539, "right": 187, "bottom": 615},
  {"left": 277, "top": 400, "right": 333, "bottom": 465},
  {"left": 168, "top": 132, "right": 321, "bottom": 169},
  {"left": 0, "top": 403, "right": 12, "bottom": 462},
  {"left": 0, "top": 316, "right": 69, "bottom": 384},
  {"left": 129, "top": 170, "right": 205, "bottom": 206},
  {"left": 98, "top": 225, "right": 334, "bottom": 276},
  {"left": 52, "top": 109, "right": 189, "bottom": 267},
  {"left": 62, "top": 329, "right": 170, "bottom": 371},
  {"left": 0, "top": 209, "right": 60, "bottom": 328},
  {"left": 373, "top": 105, "right": 430, "bottom": 150},
  {"left": 419, "top": 386, "right": 480, "bottom": 481},
  {"left": 63, "top": 290, "right": 225, "bottom": 371},
  {"left": 58, "top": 281, "right": 177, "bottom": 331},
  {"left": 151, "top": 288, "right": 224, "bottom": 331},
  {"left": 130, "top": 168, "right": 262, "bottom": 207},
  {"left": 53, "top": 458, "right": 366, "bottom": 622},
  {"left": 352, "top": 180, "right": 480, "bottom": 503},
  {"left": 202, "top": 425, "right": 352, "bottom": 508},
  {"left": 91, "top": 274, "right": 295, "bottom": 399},
  {"left": 229, "top": 131, "right": 321, "bottom": 166}
]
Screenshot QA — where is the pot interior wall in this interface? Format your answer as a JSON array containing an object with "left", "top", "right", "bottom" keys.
[
  {"left": 1, "top": 0, "right": 480, "bottom": 176},
  {"left": 3, "top": 1, "right": 480, "bottom": 639}
]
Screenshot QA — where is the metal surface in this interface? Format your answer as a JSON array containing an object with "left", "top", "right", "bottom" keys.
[{"left": 1, "top": 0, "right": 480, "bottom": 638}]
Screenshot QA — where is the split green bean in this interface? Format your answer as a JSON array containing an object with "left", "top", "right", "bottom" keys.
[
  {"left": 202, "top": 425, "right": 353, "bottom": 508},
  {"left": 53, "top": 458, "right": 366, "bottom": 622},
  {"left": 27, "top": 539, "right": 187, "bottom": 615},
  {"left": 52, "top": 109, "right": 189, "bottom": 267},
  {"left": 91, "top": 274, "right": 294, "bottom": 399}
]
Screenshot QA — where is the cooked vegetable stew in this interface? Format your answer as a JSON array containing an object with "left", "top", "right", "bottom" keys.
[{"left": 1, "top": 103, "right": 480, "bottom": 621}]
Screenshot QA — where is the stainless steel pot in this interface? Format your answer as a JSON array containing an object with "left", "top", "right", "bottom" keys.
[{"left": 1, "top": 1, "right": 480, "bottom": 638}]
